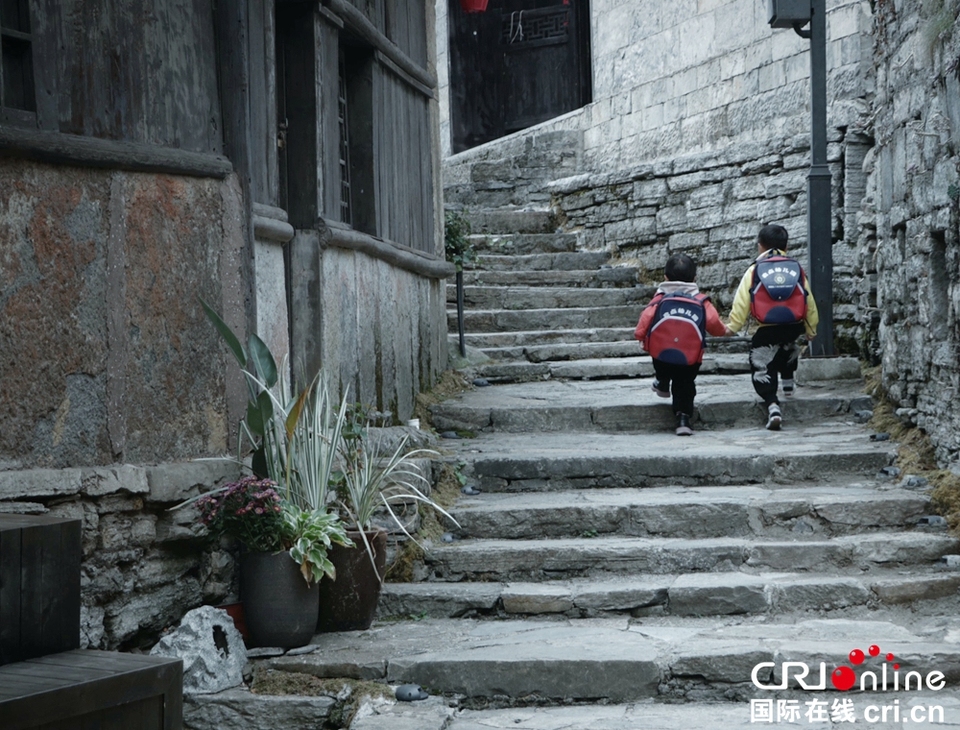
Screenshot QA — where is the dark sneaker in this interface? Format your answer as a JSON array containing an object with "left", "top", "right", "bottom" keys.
[
  {"left": 782, "top": 379, "right": 795, "bottom": 398},
  {"left": 676, "top": 413, "right": 694, "bottom": 436},
  {"left": 766, "top": 404, "right": 782, "bottom": 431},
  {"left": 651, "top": 380, "right": 670, "bottom": 399}
]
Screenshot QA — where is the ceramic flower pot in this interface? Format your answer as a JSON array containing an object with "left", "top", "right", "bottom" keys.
[
  {"left": 240, "top": 551, "right": 319, "bottom": 648},
  {"left": 316, "top": 530, "right": 387, "bottom": 632}
]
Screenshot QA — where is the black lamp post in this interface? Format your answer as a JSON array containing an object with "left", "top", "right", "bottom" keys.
[{"left": 767, "top": 0, "right": 835, "bottom": 356}]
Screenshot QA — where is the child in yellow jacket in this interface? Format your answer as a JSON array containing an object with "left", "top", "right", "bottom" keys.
[{"left": 727, "top": 224, "right": 819, "bottom": 430}]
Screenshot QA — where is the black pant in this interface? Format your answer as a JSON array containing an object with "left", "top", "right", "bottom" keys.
[
  {"left": 749, "top": 324, "right": 804, "bottom": 407},
  {"left": 653, "top": 359, "right": 701, "bottom": 416}
]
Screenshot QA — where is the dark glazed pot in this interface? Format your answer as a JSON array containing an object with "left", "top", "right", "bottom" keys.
[
  {"left": 317, "top": 530, "right": 387, "bottom": 632},
  {"left": 239, "top": 551, "right": 319, "bottom": 648}
]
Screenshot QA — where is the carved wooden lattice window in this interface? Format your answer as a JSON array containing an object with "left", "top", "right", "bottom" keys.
[
  {"left": 0, "top": 0, "right": 35, "bottom": 114},
  {"left": 500, "top": 7, "right": 569, "bottom": 48},
  {"left": 338, "top": 48, "right": 353, "bottom": 226}
]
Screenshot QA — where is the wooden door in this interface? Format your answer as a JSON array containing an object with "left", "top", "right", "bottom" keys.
[{"left": 448, "top": 0, "right": 591, "bottom": 153}]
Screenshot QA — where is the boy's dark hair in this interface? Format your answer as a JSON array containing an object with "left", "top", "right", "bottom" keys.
[
  {"left": 758, "top": 224, "right": 789, "bottom": 251},
  {"left": 665, "top": 253, "right": 696, "bottom": 282}
]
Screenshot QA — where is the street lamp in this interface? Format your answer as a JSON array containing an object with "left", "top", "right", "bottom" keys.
[{"left": 767, "top": 0, "right": 834, "bottom": 357}]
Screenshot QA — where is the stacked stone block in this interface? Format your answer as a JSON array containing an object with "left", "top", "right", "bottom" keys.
[
  {"left": 863, "top": 0, "right": 960, "bottom": 466},
  {"left": 0, "top": 461, "right": 238, "bottom": 651},
  {"left": 547, "top": 134, "right": 863, "bottom": 349}
]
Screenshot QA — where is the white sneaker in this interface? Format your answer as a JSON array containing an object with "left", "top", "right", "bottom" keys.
[
  {"left": 766, "top": 403, "right": 782, "bottom": 431},
  {"left": 782, "top": 379, "right": 795, "bottom": 398}
]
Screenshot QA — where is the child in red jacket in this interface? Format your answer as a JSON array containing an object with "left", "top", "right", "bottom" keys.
[{"left": 634, "top": 253, "right": 730, "bottom": 435}]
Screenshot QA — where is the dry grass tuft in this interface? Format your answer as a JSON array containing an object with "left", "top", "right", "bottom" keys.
[
  {"left": 413, "top": 370, "right": 473, "bottom": 429},
  {"left": 250, "top": 667, "right": 392, "bottom": 701},
  {"left": 865, "top": 366, "right": 960, "bottom": 530}
]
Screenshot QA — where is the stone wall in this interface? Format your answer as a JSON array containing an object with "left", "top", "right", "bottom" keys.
[
  {"left": 863, "top": 0, "right": 960, "bottom": 465},
  {"left": 0, "top": 159, "right": 246, "bottom": 648},
  {"left": 437, "top": 0, "right": 876, "bottom": 351},
  {"left": 0, "top": 461, "right": 239, "bottom": 650},
  {"left": 437, "top": 1, "right": 872, "bottom": 167},
  {"left": 547, "top": 129, "right": 867, "bottom": 351},
  {"left": 0, "top": 160, "right": 244, "bottom": 468},
  {"left": 289, "top": 232, "right": 449, "bottom": 422}
]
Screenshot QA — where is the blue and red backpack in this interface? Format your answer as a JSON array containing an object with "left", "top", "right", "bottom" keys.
[
  {"left": 750, "top": 255, "right": 808, "bottom": 325},
  {"left": 644, "top": 292, "right": 709, "bottom": 366}
]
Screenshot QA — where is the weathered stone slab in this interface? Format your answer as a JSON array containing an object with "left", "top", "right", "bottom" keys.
[
  {"left": 668, "top": 573, "right": 768, "bottom": 616},
  {"left": 870, "top": 575, "right": 960, "bottom": 604},
  {"left": 0, "top": 468, "right": 83, "bottom": 500},
  {"left": 387, "top": 640, "right": 660, "bottom": 702},
  {"left": 146, "top": 459, "right": 240, "bottom": 504},
  {"left": 82, "top": 464, "right": 150, "bottom": 496},
  {"left": 379, "top": 583, "right": 502, "bottom": 619},
  {"left": 502, "top": 584, "right": 574, "bottom": 614},
  {"left": 184, "top": 688, "right": 335, "bottom": 730},
  {"left": 772, "top": 576, "right": 872, "bottom": 610}
]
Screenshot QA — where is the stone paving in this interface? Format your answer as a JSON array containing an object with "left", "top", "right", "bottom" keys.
[
  {"left": 191, "top": 221, "right": 960, "bottom": 727},
  {"left": 198, "top": 359, "right": 960, "bottom": 729}
]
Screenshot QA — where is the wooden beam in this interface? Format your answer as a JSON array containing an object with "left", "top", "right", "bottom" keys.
[
  {"left": 319, "top": 0, "right": 436, "bottom": 92},
  {"left": 0, "top": 126, "right": 232, "bottom": 178},
  {"left": 375, "top": 51, "right": 435, "bottom": 99},
  {"left": 319, "top": 217, "right": 454, "bottom": 279}
]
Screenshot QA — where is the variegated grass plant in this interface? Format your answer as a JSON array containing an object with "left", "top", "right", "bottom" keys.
[{"left": 338, "top": 429, "right": 458, "bottom": 577}]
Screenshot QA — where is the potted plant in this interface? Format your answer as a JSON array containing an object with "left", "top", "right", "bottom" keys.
[
  {"left": 196, "top": 476, "right": 350, "bottom": 648},
  {"left": 198, "top": 299, "right": 458, "bottom": 633},
  {"left": 317, "top": 425, "right": 456, "bottom": 632}
]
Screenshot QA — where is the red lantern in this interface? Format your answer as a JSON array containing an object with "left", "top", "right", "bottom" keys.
[{"left": 460, "top": 0, "right": 488, "bottom": 11}]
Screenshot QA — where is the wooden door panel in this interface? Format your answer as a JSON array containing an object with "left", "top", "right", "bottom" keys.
[{"left": 449, "top": 0, "right": 590, "bottom": 152}]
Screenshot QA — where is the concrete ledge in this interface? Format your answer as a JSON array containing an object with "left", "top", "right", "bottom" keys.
[{"left": 797, "top": 356, "right": 862, "bottom": 381}]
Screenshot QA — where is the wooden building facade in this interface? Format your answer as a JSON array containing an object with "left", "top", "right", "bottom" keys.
[
  {"left": 0, "top": 0, "right": 448, "bottom": 647},
  {"left": 0, "top": 0, "right": 449, "bottom": 471}
]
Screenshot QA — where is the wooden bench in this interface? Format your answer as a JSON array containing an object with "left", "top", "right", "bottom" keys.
[
  {"left": 0, "top": 515, "right": 183, "bottom": 729},
  {"left": 0, "top": 649, "right": 183, "bottom": 730}
]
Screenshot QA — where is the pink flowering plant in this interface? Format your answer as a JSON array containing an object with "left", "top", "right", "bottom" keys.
[
  {"left": 197, "top": 475, "right": 350, "bottom": 583},
  {"left": 197, "top": 476, "right": 286, "bottom": 553}
]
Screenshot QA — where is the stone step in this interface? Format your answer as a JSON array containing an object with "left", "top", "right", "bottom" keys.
[
  {"left": 380, "top": 570, "right": 960, "bottom": 620},
  {"left": 468, "top": 251, "right": 611, "bottom": 271},
  {"left": 424, "top": 532, "right": 958, "bottom": 582},
  {"left": 464, "top": 208, "right": 557, "bottom": 235},
  {"left": 466, "top": 232, "right": 579, "bottom": 255},
  {"left": 445, "top": 424, "right": 892, "bottom": 492},
  {"left": 459, "top": 267, "right": 638, "bottom": 288},
  {"left": 448, "top": 285, "right": 650, "bottom": 310},
  {"left": 452, "top": 326, "right": 636, "bottom": 350},
  {"left": 480, "top": 339, "right": 646, "bottom": 362},
  {"left": 456, "top": 305, "right": 641, "bottom": 333},
  {"left": 431, "top": 375, "right": 871, "bottom": 434},
  {"left": 264, "top": 616, "right": 960, "bottom": 704},
  {"left": 472, "top": 353, "right": 857, "bottom": 384},
  {"left": 448, "top": 485, "right": 931, "bottom": 540},
  {"left": 349, "top": 696, "right": 960, "bottom": 730}
]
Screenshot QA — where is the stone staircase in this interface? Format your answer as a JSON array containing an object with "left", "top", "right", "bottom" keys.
[
  {"left": 235, "top": 370, "right": 960, "bottom": 729},
  {"left": 448, "top": 205, "right": 753, "bottom": 383},
  {"left": 219, "top": 150, "right": 960, "bottom": 729}
]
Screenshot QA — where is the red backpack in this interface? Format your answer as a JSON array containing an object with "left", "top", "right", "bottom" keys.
[
  {"left": 645, "top": 292, "right": 709, "bottom": 366},
  {"left": 750, "top": 255, "right": 808, "bottom": 324}
]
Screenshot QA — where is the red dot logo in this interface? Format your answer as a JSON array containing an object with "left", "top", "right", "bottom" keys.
[
  {"left": 886, "top": 653, "right": 895, "bottom": 662},
  {"left": 849, "top": 649, "right": 865, "bottom": 665},
  {"left": 832, "top": 666, "right": 857, "bottom": 691},
  {"left": 869, "top": 644, "right": 881, "bottom": 657}
]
